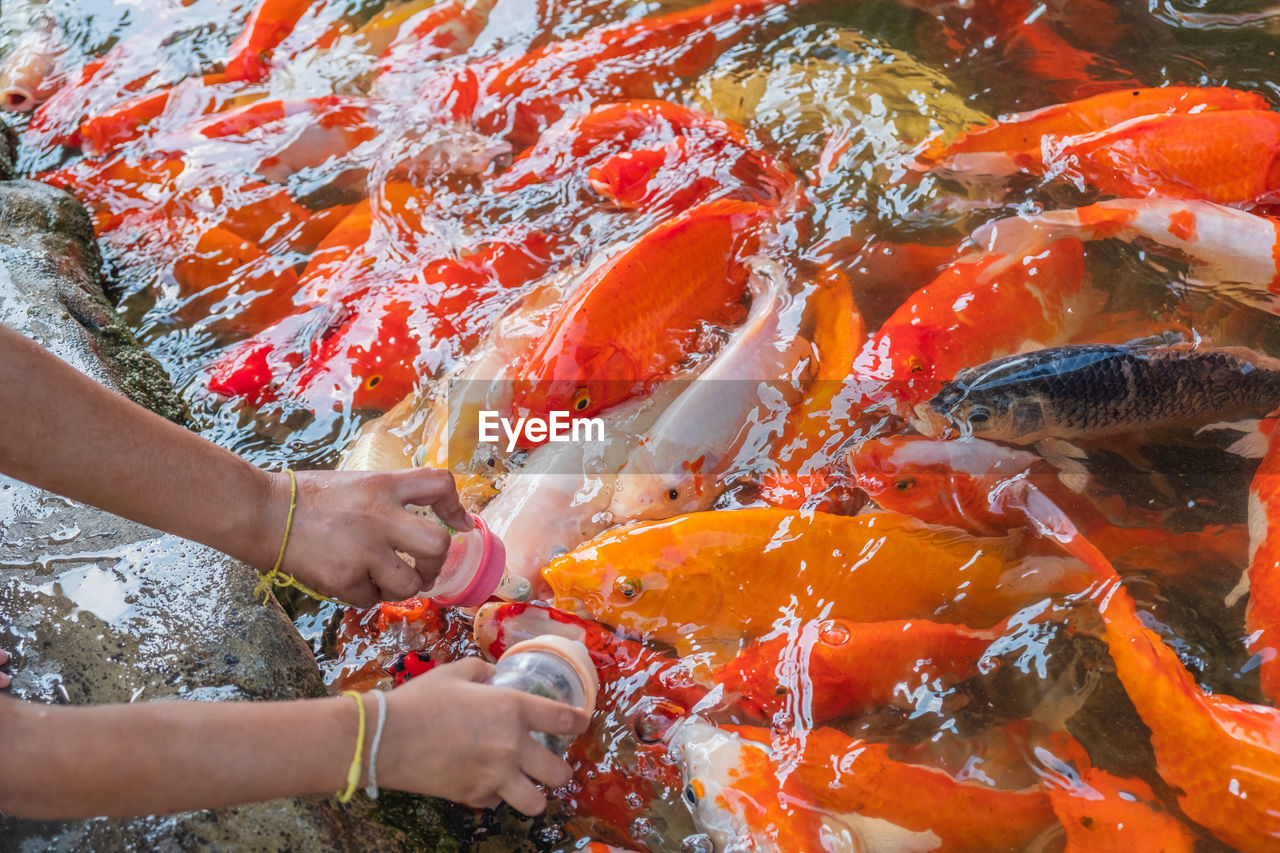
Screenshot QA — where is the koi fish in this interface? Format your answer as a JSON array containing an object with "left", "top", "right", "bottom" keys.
[
  {"left": 544, "top": 508, "right": 1087, "bottom": 656},
  {"left": 848, "top": 239, "right": 1092, "bottom": 415},
  {"left": 973, "top": 197, "right": 1280, "bottom": 310},
  {"left": 481, "top": 376, "right": 690, "bottom": 598},
  {"left": 716, "top": 617, "right": 998, "bottom": 724},
  {"left": 510, "top": 199, "right": 768, "bottom": 434},
  {"left": 607, "top": 255, "right": 811, "bottom": 522},
  {"left": 925, "top": 342, "right": 1280, "bottom": 444},
  {"left": 0, "top": 24, "right": 66, "bottom": 113},
  {"left": 851, "top": 435, "right": 1249, "bottom": 576},
  {"left": 224, "top": 0, "right": 316, "bottom": 82},
  {"left": 1046, "top": 767, "right": 1199, "bottom": 852},
  {"left": 754, "top": 265, "right": 863, "bottom": 511},
  {"left": 1061, "top": 526, "right": 1280, "bottom": 849},
  {"left": 669, "top": 719, "right": 1056, "bottom": 851},
  {"left": 78, "top": 72, "right": 231, "bottom": 157},
  {"left": 916, "top": 86, "right": 1266, "bottom": 175},
  {"left": 1040, "top": 110, "right": 1280, "bottom": 206}
]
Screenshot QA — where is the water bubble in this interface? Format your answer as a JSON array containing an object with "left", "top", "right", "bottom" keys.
[{"left": 681, "top": 834, "right": 714, "bottom": 853}]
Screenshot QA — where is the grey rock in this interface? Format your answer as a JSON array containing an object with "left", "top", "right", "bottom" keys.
[{"left": 0, "top": 180, "right": 430, "bottom": 849}]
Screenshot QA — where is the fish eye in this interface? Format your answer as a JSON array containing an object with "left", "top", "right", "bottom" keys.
[
  {"left": 683, "top": 782, "right": 701, "bottom": 806},
  {"left": 573, "top": 388, "right": 591, "bottom": 411},
  {"left": 893, "top": 476, "right": 916, "bottom": 491},
  {"left": 366, "top": 375, "right": 382, "bottom": 388},
  {"left": 666, "top": 488, "right": 680, "bottom": 501},
  {"left": 614, "top": 576, "right": 642, "bottom": 599},
  {"left": 967, "top": 406, "right": 991, "bottom": 425}
]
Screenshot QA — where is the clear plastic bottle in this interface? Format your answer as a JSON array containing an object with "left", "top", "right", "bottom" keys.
[
  {"left": 488, "top": 635, "right": 599, "bottom": 754},
  {"left": 403, "top": 509, "right": 532, "bottom": 606}
]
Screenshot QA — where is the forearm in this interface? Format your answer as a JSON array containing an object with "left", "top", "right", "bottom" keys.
[
  {"left": 0, "top": 693, "right": 361, "bottom": 819},
  {"left": 0, "top": 324, "right": 284, "bottom": 570}
]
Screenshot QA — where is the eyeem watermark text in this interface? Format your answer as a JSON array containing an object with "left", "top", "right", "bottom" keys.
[{"left": 478, "top": 411, "right": 606, "bottom": 452}]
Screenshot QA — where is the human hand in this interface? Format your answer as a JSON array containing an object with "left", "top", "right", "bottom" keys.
[
  {"left": 263, "top": 468, "right": 473, "bottom": 608},
  {"left": 375, "top": 657, "right": 590, "bottom": 815},
  {"left": 0, "top": 648, "right": 9, "bottom": 689}
]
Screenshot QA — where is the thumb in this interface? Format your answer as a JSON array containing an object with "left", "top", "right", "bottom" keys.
[
  {"left": 395, "top": 468, "right": 473, "bottom": 532},
  {"left": 434, "top": 656, "right": 496, "bottom": 684}
]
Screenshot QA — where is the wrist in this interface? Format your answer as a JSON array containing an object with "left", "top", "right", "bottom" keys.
[{"left": 235, "top": 466, "right": 292, "bottom": 573}]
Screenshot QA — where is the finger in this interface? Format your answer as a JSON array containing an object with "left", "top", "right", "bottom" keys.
[
  {"left": 520, "top": 739, "right": 574, "bottom": 790},
  {"left": 0, "top": 671, "right": 9, "bottom": 689},
  {"left": 394, "top": 468, "right": 472, "bottom": 531},
  {"left": 0, "top": 648, "right": 9, "bottom": 665},
  {"left": 497, "top": 774, "right": 548, "bottom": 817},
  {"left": 371, "top": 554, "right": 425, "bottom": 602},
  {"left": 391, "top": 516, "right": 451, "bottom": 588},
  {"left": 431, "top": 656, "right": 496, "bottom": 683},
  {"left": 520, "top": 694, "right": 591, "bottom": 736}
]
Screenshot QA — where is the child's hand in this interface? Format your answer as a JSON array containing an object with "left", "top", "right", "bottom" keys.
[
  {"left": 266, "top": 468, "right": 473, "bottom": 607},
  {"left": 376, "top": 658, "right": 590, "bottom": 814}
]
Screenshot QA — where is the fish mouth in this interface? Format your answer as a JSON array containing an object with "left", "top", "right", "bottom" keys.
[{"left": 910, "top": 402, "right": 954, "bottom": 438}]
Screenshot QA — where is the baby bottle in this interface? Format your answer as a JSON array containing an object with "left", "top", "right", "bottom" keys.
[
  {"left": 404, "top": 509, "right": 532, "bottom": 606},
  {"left": 488, "top": 635, "right": 599, "bottom": 754}
]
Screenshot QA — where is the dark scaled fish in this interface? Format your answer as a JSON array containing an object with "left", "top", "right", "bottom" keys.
[{"left": 924, "top": 342, "right": 1280, "bottom": 444}]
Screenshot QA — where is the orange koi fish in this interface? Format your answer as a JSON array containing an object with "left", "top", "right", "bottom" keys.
[
  {"left": 848, "top": 239, "right": 1091, "bottom": 415},
  {"left": 716, "top": 617, "right": 997, "bottom": 724},
  {"left": 755, "top": 266, "right": 863, "bottom": 511},
  {"left": 1046, "top": 767, "right": 1199, "bottom": 852},
  {"left": 917, "top": 86, "right": 1265, "bottom": 173},
  {"left": 850, "top": 435, "right": 1249, "bottom": 575},
  {"left": 78, "top": 72, "right": 230, "bottom": 157},
  {"left": 669, "top": 719, "right": 1055, "bottom": 851},
  {"left": 986, "top": 480, "right": 1280, "bottom": 851},
  {"left": 1043, "top": 110, "right": 1280, "bottom": 206},
  {"left": 510, "top": 199, "right": 769, "bottom": 434},
  {"left": 544, "top": 508, "right": 1086, "bottom": 655},
  {"left": 424, "top": 0, "right": 802, "bottom": 147},
  {"left": 224, "top": 0, "right": 315, "bottom": 82}
]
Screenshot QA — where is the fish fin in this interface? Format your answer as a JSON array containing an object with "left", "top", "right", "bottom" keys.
[
  {"left": 1036, "top": 438, "right": 1090, "bottom": 492},
  {"left": 1197, "top": 418, "right": 1268, "bottom": 458}
]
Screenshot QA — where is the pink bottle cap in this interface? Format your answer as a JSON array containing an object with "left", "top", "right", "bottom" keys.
[{"left": 430, "top": 515, "right": 508, "bottom": 608}]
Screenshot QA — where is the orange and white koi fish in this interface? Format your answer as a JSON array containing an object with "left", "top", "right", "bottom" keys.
[
  {"left": 544, "top": 508, "right": 1086, "bottom": 656},
  {"left": 607, "top": 255, "right": 813, "bottom": 522},
  {"left": 974, "top": 197, "right": 1280, "bottom": 310},
  {"left": 669, "top": 718, "right": 1056, "bottom": 851}
]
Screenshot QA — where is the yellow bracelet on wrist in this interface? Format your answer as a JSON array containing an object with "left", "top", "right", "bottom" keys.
[
  {"left": 337, "top": 690, "right": 366, "bottom": 804},
  {"left": 253, "top": 469, "right": 344, "bottom": 606}
]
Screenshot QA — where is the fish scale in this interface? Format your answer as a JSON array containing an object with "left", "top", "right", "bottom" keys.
[{"left": 931, "top": 343, "right": 1280, "bottom": 444}]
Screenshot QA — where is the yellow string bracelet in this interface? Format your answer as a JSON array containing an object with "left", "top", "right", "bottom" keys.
[
  {"left": 337, "top": 690, "right": 366, "bottom": 804},
  {"left": 253, "top": 469, "right": 345, "bottom": 606}
]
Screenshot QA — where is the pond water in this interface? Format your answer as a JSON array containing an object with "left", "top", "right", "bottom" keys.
[{"left": 8, "top": 0, "right": 1280, "bottom": 849}]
